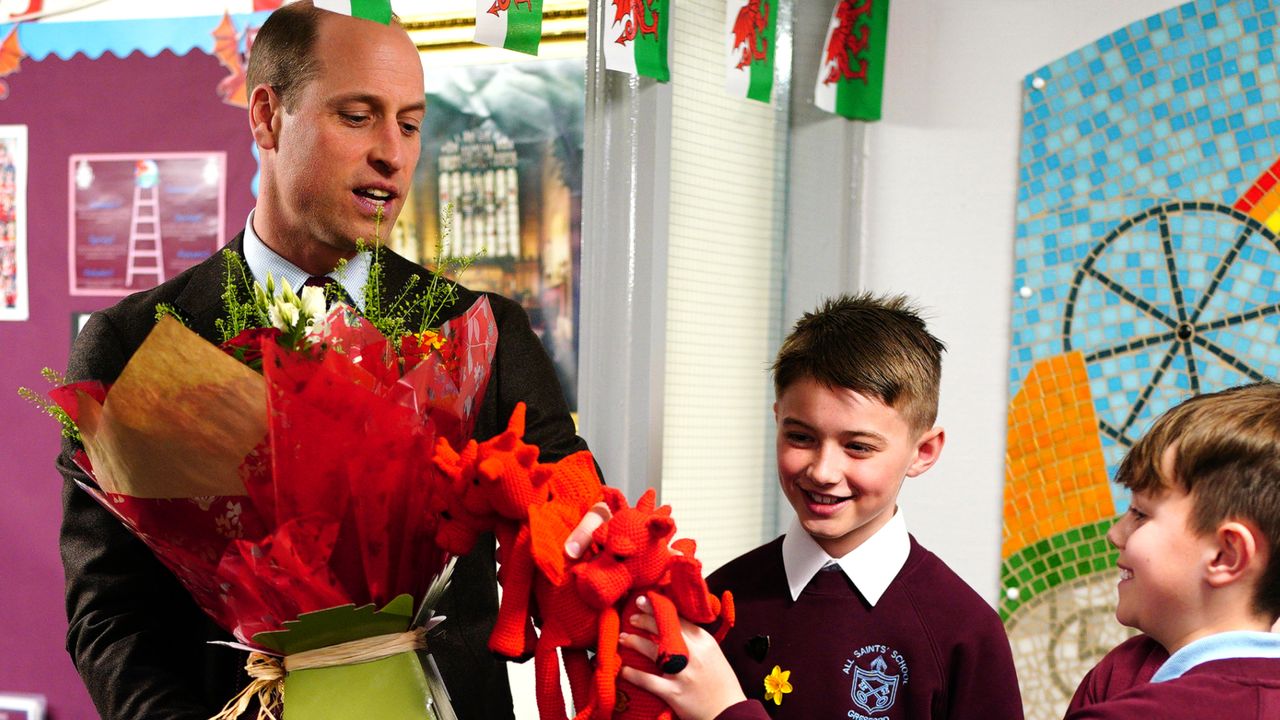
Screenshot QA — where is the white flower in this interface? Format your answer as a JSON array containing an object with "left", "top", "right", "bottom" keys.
[
  {"left": 300, "top": 285, "right": 328, "bottom": 320},
  {"left": 268, "top": 299, "right": 300, "bottom": 331}
]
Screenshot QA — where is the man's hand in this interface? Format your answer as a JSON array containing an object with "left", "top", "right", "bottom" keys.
[
  {"left": 618, "top": 595, "right": 746, "bottom": 720},
  {"left": 564, "top": 500, "right": 612, "bottom": 559}
]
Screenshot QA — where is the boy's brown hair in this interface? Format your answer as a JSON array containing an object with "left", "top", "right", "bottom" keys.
[
  {"left": 772, "top": 292, "right": 945, "bottom": 435},
  {"left": 1115, "top": 382, "right": 1280, "bottom": 618}
]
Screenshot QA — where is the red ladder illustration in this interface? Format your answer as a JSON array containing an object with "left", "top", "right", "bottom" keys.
[{"left": 125, "top": 181, "right": 163, "bottom": 287}]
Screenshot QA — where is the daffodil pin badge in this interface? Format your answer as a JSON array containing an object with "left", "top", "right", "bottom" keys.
[{"left": 763, "top": 665, "right": 792, "bottom": 705}]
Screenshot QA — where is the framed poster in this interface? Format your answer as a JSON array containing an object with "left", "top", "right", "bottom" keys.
[
  {"left": 0, "top": 693, "right": 45, "bottom": 720},
  {"left": 68, "top": 152, "right": 226, "bottom": 296},
  {"left": 0, "top": 124, "right": 28, "bottom": 321}
]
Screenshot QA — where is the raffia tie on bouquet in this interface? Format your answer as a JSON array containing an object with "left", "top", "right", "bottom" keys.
[{"left": 211, "top": 627, "right": 429, "bottom": 720}]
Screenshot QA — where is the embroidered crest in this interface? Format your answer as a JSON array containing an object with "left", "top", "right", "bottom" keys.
[{"left": 843, "top": 645, "right": 909, "bottom": 717}]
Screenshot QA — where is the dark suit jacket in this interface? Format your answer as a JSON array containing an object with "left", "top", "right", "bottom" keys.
[{"left": 59, "top": 234, "right": 588, "bottom": 720}]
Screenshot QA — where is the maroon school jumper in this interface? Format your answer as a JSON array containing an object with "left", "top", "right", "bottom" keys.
[
  {"left": 1063, "top": 658, "right": 1280, "bottom": 719},
  {"left": 1066, "top": 635, "right": 1168, "bottom": 712},
  {"left": 709, "top": 535, "right": 1023, "bottom": 720}
]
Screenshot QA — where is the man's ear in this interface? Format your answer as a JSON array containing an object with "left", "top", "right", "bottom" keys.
[
  {"left": 248, "top": 84, "right": 283, "bottom": 151},
  {"left": 1205, "top": 520, "right": 1260, "bottom": 589},
  {"left": 906, "top": 426, "right": 945, "bottom": 478}
]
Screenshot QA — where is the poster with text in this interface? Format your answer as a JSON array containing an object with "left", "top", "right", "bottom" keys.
[
  {"left": 0, "top": 125, "right": 28, "bottom": 321},
  {"left": 68, "top": 152, "right": 226, "bottom": 296}
]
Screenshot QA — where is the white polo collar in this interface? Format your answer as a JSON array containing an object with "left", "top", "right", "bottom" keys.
[{"left": 781, "top": 508, "right": 910, "bottom": 606}]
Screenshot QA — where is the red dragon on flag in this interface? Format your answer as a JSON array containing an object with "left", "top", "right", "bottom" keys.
[
  {"left": 488, "top": 0, "right": 532, "bottom": 16},
  {"left": 824, "top": 0, "right": 872, "bottom": 85},
  {"left": 731, "top": 0, "right": 770, "bottom": 69},
  {"left": 612, "top": 0, "right": 660, "bottom": 46}
]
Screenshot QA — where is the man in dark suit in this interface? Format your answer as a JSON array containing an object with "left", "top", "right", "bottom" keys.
[{"left": 58, "top": 4, "right": 586, "bottom": 718}]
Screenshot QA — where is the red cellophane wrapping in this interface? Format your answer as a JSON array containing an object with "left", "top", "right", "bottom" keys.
[{"left": 54, "top": 298, "right": 497, "bottom": 646}]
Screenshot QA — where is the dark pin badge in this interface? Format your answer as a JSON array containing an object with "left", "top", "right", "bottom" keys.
[{"left": 746, "top": 634, "right": 769, "bottom": 662}]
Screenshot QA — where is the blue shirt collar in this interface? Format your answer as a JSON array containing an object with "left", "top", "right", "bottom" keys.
[
  {"left": 242, "top": 210, "right": 369, "bottom": 312},
  {"left": 1151, "top": 631, "right": 1280, "bottom": 682}
]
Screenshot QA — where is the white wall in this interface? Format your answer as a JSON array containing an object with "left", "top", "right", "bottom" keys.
[{"left": 864, "top": 0, "right": 1178, "bottom": 601}]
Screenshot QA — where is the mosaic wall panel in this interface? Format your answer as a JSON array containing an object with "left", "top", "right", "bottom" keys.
[{"left": 1005, "top": 1, "right": 1280, "bottom": 716}]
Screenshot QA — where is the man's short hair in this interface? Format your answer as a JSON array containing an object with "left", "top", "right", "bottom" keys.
[
  {"left": 1116, "top": 382, "right": 1280, "bottom": 617},
  {"left": 246, "top": 0, "right": 326, "bottom": 111},
  {"left": 772, "top": 292, "right": 945, "bottom": 435}
]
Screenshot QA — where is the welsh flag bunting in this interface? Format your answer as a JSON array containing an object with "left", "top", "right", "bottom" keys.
[
  {"left": 603, "top": 0, "right": 670, "bottom": 82},
  {"left": 313, "top": 0, "right": 392, "bottom": 25},
  {"left": 474, "top": 0, "right": 544, "bottom": 56},
  {"left": 815, "top": 0, "right": 890, "bottom": 120},
  {"left": 725, "top": 0, "right": 775, "bottom": 103}
]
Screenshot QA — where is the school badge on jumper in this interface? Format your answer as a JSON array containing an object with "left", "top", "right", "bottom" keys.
[{"left": 844, "top": 645, "right": 909, "bottom": 717}]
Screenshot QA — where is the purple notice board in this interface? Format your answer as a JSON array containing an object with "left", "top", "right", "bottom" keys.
[{"left": 68, "top": 152, "right": 226, "bottom": 296}]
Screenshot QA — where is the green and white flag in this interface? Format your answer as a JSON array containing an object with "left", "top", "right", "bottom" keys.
[
  {"left": 313, "top": 0, "right": 392, "bottom": 25},
  {"left": 725, "top": 0, "right": 775, "bottom": 103},
  {"left": 474, "top": 0, "right": 544, "bottom": 56},
  {"left": 603, "top": 0, "right": 670, "bottom": 82},
  {"left": 814, "top": 0, "right": 890, "bottom": 120}
]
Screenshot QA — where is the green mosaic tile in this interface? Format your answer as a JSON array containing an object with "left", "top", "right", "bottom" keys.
[{"left": 998, "top": 517, "right": 1120, "bottom": 623}]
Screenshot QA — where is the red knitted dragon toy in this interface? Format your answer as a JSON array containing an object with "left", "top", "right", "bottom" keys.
[
  {"left": 431, "top": 404, "right": 734, "bottom": 720},
  {"left": 571, "top": 489, "right": 735, "bottom": 719},
  {"left": 433, "top": 403, "right": 620, "bottom": 719}
]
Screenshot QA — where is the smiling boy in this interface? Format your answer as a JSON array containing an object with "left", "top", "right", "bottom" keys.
[
  {"left": 1064, "top": 383, "right": 1280, "bottom": 719},
  {"left": 620, "top": 293, "right": 1023, "bottom": 719}
]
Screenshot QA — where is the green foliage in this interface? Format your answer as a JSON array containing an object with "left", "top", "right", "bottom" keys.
[
  {"left": 357, "top": 203, "right": 480, "bottom": 340},
  {"left": 213, "top": 249, "right": 269, "bottom": 343},
  {"left": 18, "top": 368, "right": 82, "bottom": 444},
  {"left": 154, "top": 302, "right": 187, "bottom": 326}
]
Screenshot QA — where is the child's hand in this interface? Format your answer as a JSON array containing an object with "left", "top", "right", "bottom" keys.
[
  {"left": 619, "top": 595, "right": 747, "bottom": 720},
  {"left": 564, "top": 500, "right": 612, "bottom": 559}
]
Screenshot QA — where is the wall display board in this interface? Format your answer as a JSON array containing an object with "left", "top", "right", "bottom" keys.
[
  {"left": 0, "top": 124, "right": 27, "bottom": 320},
  {"left": 1003, "top": 1, "right": 1280, "bottom": 716},
  {"left": 68, "top": 152, "right": 226, "bottom": 295},
  {"left": 0, "top": 14, "right": 264, "bottom": 720}
]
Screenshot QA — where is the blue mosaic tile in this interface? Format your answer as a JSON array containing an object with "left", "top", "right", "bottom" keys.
[{"left": 1011, "top": 0, "right": 1280, "bottom": 519}]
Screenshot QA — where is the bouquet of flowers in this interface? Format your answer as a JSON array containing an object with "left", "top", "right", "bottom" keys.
[{"left": 27, "top": 244, "right": 493, "bottom": 720}]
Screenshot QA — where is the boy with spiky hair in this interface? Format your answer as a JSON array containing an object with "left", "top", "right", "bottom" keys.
[
  {"left": 1064, "top": 382, "right": 1280, "bottom": 718},
  {"left": 616, "top": 292, "right": 1023, "bottom": 719}
]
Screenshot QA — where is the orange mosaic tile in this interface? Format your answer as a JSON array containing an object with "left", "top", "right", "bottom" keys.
[{"left": 1002, "top": 351, "right": 1113, "bottom": 559}]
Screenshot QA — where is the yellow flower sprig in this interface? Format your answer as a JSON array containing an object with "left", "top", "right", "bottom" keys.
[{"left": 763, "top": 665, "right": 792, "bottom": 705}]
